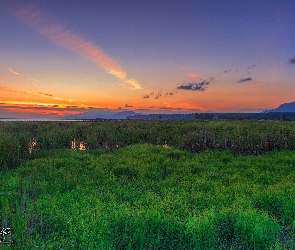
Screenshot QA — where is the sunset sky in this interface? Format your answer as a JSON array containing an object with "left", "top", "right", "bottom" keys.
[{"left": 0, "top": 0, "right": 295, "bottom": 118}]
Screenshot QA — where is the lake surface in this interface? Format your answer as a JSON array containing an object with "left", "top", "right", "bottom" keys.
[{"left": 0, "top": 119, "right": 79, "bottom": 122}]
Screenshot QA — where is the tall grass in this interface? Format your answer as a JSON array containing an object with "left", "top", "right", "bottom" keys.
[{"left": 1, "top": 120, "right": 295, "bottom": 170}]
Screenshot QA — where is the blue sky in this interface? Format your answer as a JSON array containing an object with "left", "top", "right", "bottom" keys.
[{"left": 0, "top": 0, "right": 294, "bottom": 118}]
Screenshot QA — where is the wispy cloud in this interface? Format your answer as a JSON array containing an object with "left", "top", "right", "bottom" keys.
[
  {"left": 238, "top": 77, "right": 253, "bottom": 83},
  {"left": 158, "top": 107, "right": 182, "bottom": 110},
  {"left": 237, "top": 65, "right": 256, "bottom": 83},
  {"left": 177, "top": 80, "right": 210, "bottom": 91},
  {"left": 0, "top": 100, "right": 106, "bottom": 111},
  {"left": 187, "top": 73, "right": 199, "bottom": 78},
  {"left": 0, "top": 85, "right": 87, "bottom": 107},
  {"left": 4, "top": 67, "right": 20, "bottom": 75},
  {"left": 5, "top": 65, "right": 43, "bottom": 83},
  {"left": 289, "top": 56, "right": 295, "bottom": 64},
  {"left": 247, "top": 64, "right": 256, "bottom": 70},
  {"left": 143, "top": 90, "right": 175, "bottom": 99},
  {"left": 155, "top": 91, "right": 162, "bottom": 99},
  {"left": 85, "top": 79, "right": 115, "bottom": 87},
  {"left": 0, "top": 100, "right": 71, "bottom": 108},
  {"left": 143, "top": 92, "right": 154, "bottom": 98},
  {"left": 12, "top": 4, "right": 142, "bottom": 89},
  {"left": 210, "top": 76, "right": 221, "bottom": 82},
  {"left": 30, "top": 78, "right": 43, "bottom": 83},
  {"left": 124, "top": 79, "right": 142, "bottom": 89},
  {"left": 125, "top": 104, "right": 133, "bottom": 108}
]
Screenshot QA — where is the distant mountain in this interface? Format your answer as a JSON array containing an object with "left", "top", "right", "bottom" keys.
[
  {"left": 65, "top": 111, "right": 141, "bottom": 120},
  {"left": 265, "top": 101, "right": 295, "bottom": 112}
]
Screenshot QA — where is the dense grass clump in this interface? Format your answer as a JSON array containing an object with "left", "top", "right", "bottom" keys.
[
  {"left": 1, "top": 120, "right": 295, "bottom": 170},
  {"left": 1, "top": 144, "right": 295, "bottom": 249}
]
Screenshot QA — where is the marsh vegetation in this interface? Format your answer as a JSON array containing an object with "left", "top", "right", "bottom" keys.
[{"left": 1, "top": 121, "right": 295, "bottom": 249}]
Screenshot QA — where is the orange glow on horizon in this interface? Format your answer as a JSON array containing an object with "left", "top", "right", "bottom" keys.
[
  {"left": 178, "top": 104, "right": 205, "bottom": 111},
  {"left": 0, "top": 85, "right": 89, "bottom": 108},
  {"left": 4, "top": 107, "right": 82, "bottom": 116},
  {"left": 156, "top": 101, "right": 205, "bottom": 111},
  {"left": 0, "top": 100, "right": 85, "bottom": 109}
]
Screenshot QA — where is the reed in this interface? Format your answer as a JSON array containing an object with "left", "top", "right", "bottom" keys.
[{"left": 1, "top": 120, "right": 295, "bottom": 170}]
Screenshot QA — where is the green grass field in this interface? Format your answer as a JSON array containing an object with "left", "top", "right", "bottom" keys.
[{"left": 1, "top": 141, "right": 295, "bottom": 249}]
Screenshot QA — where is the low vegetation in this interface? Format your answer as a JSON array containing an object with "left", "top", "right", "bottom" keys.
[{"left": 1, "top": 121, "right": 295, "bottom": 249}]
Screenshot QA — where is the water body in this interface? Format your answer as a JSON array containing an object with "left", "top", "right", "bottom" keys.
[{"left": 0, "top": 119, "right": 79, "bottom": 122}]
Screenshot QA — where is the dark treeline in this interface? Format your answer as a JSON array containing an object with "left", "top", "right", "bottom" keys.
[
  {"left": 1, "top": 120, "right": 295, "bottom": 170},
  {"left": 127, "top": 112, "right": 295, "bottom": 121},
  {"left": 215, "top": 112, "right": 295, "bottom": 121}
]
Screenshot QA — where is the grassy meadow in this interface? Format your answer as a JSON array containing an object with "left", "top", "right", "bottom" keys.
[{"left": 1, "top": 120, "right": 295, "bottom": 249}]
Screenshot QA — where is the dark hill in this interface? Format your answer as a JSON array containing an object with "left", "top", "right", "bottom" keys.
[{"left": 266, "top": 101, "right": 295, "bottom": 112}]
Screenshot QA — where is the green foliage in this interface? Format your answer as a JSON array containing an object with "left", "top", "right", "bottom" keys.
[
  {"left": 1, "top": 144, "right": 295, "bottom": 248},
  {"left": 1, "top": 120, "right": 295, "bottom": 248}
]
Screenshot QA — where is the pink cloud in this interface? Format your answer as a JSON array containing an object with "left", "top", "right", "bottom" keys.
[{"left": 187, "top": 73, "right": 199, "bottom": 78}]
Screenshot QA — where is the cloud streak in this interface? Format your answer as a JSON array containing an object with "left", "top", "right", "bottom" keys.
[
  {"left": 237, "top": 65, "right": 256, "bottom": 83},
  {"left": 247, "top": 64, "right": 256, "bottom": 70},
  {"left": 155, "top": 91, "right": 162, "bottom": 99},
  {"left": 4, "top": 67, "right": 20, "bottom": 75},
  {"left": 30, "top": 78, "right": 43, "bottom": 83},
  {"left": 0, "top": 85, "right": 87, "bottom": 107},
  {"left": 187, "top": 73, "right": 199, "bottom": 78},
  {"left": 143, "top": 90, "right": 176, "bottom": 99},
  {"left": 0, "top": 100, "right": 71, "bottom": 108},
  {"left": 85, "top": 79, "right": 115, "bottom": 87},
  {"left": 12, "top": 4, "right": 142, "bottom": 89},
  {"left": 177, "top": 80, "right": 210, "bottom": 91}
]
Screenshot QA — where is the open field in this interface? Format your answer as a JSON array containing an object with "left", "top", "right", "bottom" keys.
[{"left": 1, "top": 121, "right": 295, "bottom": 249}]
